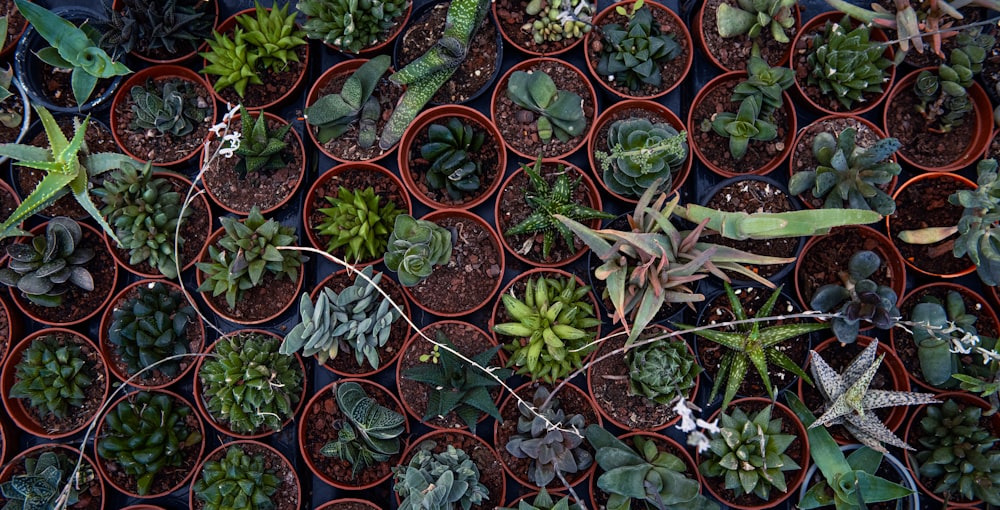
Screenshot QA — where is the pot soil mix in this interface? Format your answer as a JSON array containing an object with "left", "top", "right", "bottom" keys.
[
  {"left": 0, "top": 184, "right": 17, "bottom": 257},
  {"left": 883, "top": 82, "right": 976, "bottom": 169},
  {"left": 310, "top": 68, "right": 403, "bottom": 161},
  {"left": 1, "top": 0, "right": 26, "bottom": 52},
  {"left": 112, "top": 77, "right": 213, "bottom": 164},
  {"left": 796, "top": 228, "right": 898, "bottom": 307},
  {"left": 699, "top": 0, "right": 796, "bottom": 70},
  {"left": 405, "top": 114, "right": 502, "bottom": 208},
  {"left": 191, "top": 443, "right": 298, "bottom": 510},
  {"left": 790, "top": 117, "right": 888, "bottom": 208},
  {"left": 36, "top": 62, "right": 115, "bottom": 110},
  {"left": 888, "top": 176, "right": 974, "bottom": 276}
]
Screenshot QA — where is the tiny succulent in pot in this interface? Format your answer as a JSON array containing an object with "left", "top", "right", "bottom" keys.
[
  {"left": 809, "top": 250, "right": 900, "bottom": 345},
  {"left": 305, "top": 55, "right": 391, "bottom": 147},
  {"left": 297, "top": 0, "right": 409, "bottom": 52},
  {"left": 384, "top": 214, "right": 453, "bottom": 287},
  {"left": 626, "top": 337, "right": 701, "bottom": 405},
  {"left": 803, "top": 16, "right": 892, "bottom": 110},
  {"left": 505, "top": 70, "right": 587, "bottom": 144},
  {"left": 710, "top": 55, "right": 793, "bottom": 160},
  {"left": 320, "top": 381, "right": 405, "bottom": 477},
  {"left": 193, "top": 446, "right": 281, "bottom": 510},
  {"left": 910, "top": 290, "right": 983, "bottom": 387},
  {"left": 499, "top": 488, "right": 581, "bottom": 510},
  {"left": 230, "top": 106, "right": 292, "bottom": 176},
  {"left": 108, "top": 281, "right": 197, "bottom": 382},
  {"left": 912, "top": 26, "right": 994, "bottom": 133},
  {"left": 96, "top": 0, "right": 215, "bottom": 60},
  {"left": 315, "top": 186, "right": 402, "bottom": 264},
  {"left": 594, "top": 118, "right": 688, "bottom": 199},
  {"left": 0, "top": 451, "right": 93, "bottom": 510},
  {"left": 0, "top": 217, "right": 95, "bottom": 307},
  {"left": 595, "top": 0, "right": 682, "bottom": 91},
  {"left": 392, "top": 440, "right": 490, "bottom": 510},
  {"left": 129, "top": 79, "right": 211, "bottom": 138},
  {"left": 715, "top": 0, "right": 797, "bottom": 43},
  {"left": 420, "top": 118, "right": 485, "bottom": 200},
  {"left": 9, "top": 333, "right": 96, "bottom": 420},
  {"left": 505, "top": 386, "right": 593, "bottom": 487},
  {"left": 523, "top": 0, "right": 593, "bottom": 44}
]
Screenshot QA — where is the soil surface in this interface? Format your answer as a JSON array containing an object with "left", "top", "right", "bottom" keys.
[
  {"left": 0, "top": 183, "right": 18, "bottom": 256},
  {"left": 699, "top": 0, "right": 797, "bottom": 70},
  {"left": 406, "top": 114, "right": 502, "bottom": 208},
  {"left": 883, "top": 77, "right": 977, "bottom": 169},
  {"left": 112, "top": 77, "right": 213, "bottom": 164},
  {"left": 36, "top": 62, "right": 115, "bottom": 109},
  {"left": 790, "top": 117, "right": 890, "bottom": 208},
  {"left": 0, "top": 91, "right": 24, "bottom": 144},
  {"left": 0, "top": 447, "right": 102, "bottom": 510},
  {"left": 0, "top": 0, "right": 26, "bottom": 53},
  {"left": 888, "top": 176, "right": 975, "bottom": 276},
  {"left": 212, "top": 44, "right": 308, "bottom": 109},
  {"left": 309, "top": 67, "right": 403, "bottom": 161},
  {"left": 795, "top": 227, "right": 899, "bottom": 308},
  {"left": 0, "top": 301, "right": 9, "bottom": 366},
  {"left": 191, "top": 443, "right": 299, "bottom": 510},
  {"left": 494, "top": 0, "right": 584, "bottom": 54}
]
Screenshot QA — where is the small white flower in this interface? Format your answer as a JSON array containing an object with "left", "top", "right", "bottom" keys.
[
  {"left": 687, "top": 431, "right": 712, "bottom": 454},
  {"left": 674, "top": 400, "right": 697, "bottom": 432},
  {"left": 218, "top": 132, "right": 241, "bottom": 158}
]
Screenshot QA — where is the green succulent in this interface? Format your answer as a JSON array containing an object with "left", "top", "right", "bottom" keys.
[
  {"left": 910, "top": 291, "right": 981, "bottom": 388},
  {"left": 107, "top": 281, "right": 197, "bottom": 382},
  {"left": 200, "top": 27, "right": 260, "bottom": 98},
  {"left": 402, "top": 331, "right": 512, "bottom": 433},
  {"left": 522, "top": 0, "right": 593, "bottom": 44},
  {"left": 731, "top": 55, "right": 795, "bottom": 118},
  {"left": 193, "top": 446, "right": 281, "bottom": 510},
  {"left": 195, "top": 207, "right": 304, "bottom": 310},
  {"left": 420, "top": 118, "right": 485, "bottom": 200},
  {"left": 804, "top": 16, "right": 892, "bottom": 111},
  {"left": 0, "top": 451, "right": 91, "bottom": 510},
  {"left": 0, "top": 17, "right": 20, "bottom": 129},
  {"left": 711, "top": 55, "right": 794, "bottom": 160},
  {"left": 320, "top": 381, "right": 406, "bottom": 477},
  {"left": 280, "top": 266, "right": 402, "bottom": 368},
  {"left": 715, "top": 0, "right": 797, "bottom": 43},
  {"left": 809, "top": 250, "right": 899, "bottom": 345},
  {"left": 230, "top": 106, "right": 291, "bottom": 176},
  {"left": 913, "top": 26, "right": 994, "bottom": 133},
  {"left": 393, "top": 440, "right": 489, "bottom": 510},
  {"left": 304, "top": 55, "right": 391, "bottom": 147},
  {"left": 96, "top": 391, "right": 203, "bottom": 496},
  {"left": 699, "top": 405, "right": 801, "bottom": 501},
  {"left": 504, "top": 156, "right": 614, "bottom": 261},
  {"left": 596, "top": 0, "right": 681, "bottom": 91},
  {"left": 315, "top": 186, "right": 402, "bottom": 263},
  {"left": 710, "top": 95, "right": 778, "bottom": 161},
  {"left": 0, "top": 217, "right": 95, "bottom": 307},
  {"left": 626, "top": 337, "right": 701, "bottom": 405},
  {"left": 383, "top": 214, "right": 453, "bottom": 287},
  {"left": 92, "top": 162, "right": 190, "bottom": 279},
  {"left": 129, "top": 79, "right": 210, "bottom": 137},
  {"left": 787, "top": 127, "right": 902, "bottom": 215},
  {"left": 594, "top": 118, "right": 688, "bottom": 199},
  {"left": 198, "top": 332, "right": 304, "bottom": 435},
  {"left": 506, "top": 386, "right": 593, "bottom": 487},
  {"left": 498, "top": 488, "right": 582, "bottom": 510},
  {"left": 297, "top": 0, "right": 409, "bottom": 53},
  {"left": 494, "top": 275, "right": 601, "bottom": 383},
  {"left": 9, "top": 333, "right": 96, "bottom": 421},
  {"left": 96, "top": 0, "right": 215, "bottom": 59},
  {"left": 506, "top": 70, "right": 587, "bottom": 143}
]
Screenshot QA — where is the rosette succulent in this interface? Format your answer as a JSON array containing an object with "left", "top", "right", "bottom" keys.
[
  {"left": 715, "top": 0, "right": 797, "bottom": 43},
  {"left": 420, "top": 118, "right": 485, "bottom": 200},
  {"left": 0, "top": 451, "right": 91, "bottom": 510},
  {"left": 9, "top": 333, "right": 96, "bottom": 420},
  {"left": 595, "top": 0, "right": 681, "bottom": 91},
  {"left": 505, "top": 386, "right": 593, "bottom": 487},
  {"left": 392, "top": 441, "right": 489, "bottom": 510},
  {"left": 0, "top": 217, "right": 95, "bottom": 307},
  {"left": 803, "top": 16, "right": 892, "bottom": 110},
  {"left": 193, "top": 446, "right": 281, "bottom": 510},
  {"left": 594, "top": 118, "right": 688, "bottom": 199},
  {"left": 626, "top": 338, "right": 701, "bottom": 405},
  {"left": 231, "top": 106, "right": 292, "bottom": 176},
  {"left": 315, "top": 186, "right": 402, "bottom": 263},
  {"left": 107, "top": 281, "right": 197, "bottom": 382},
  {"left": 809, "top": 250, "right": 899, "bottom": 345},
  {"left": 129, "top": 79, "right": 210, "bottom": 137},
  {"left": 297, "top": 0, "right": 409, "bottom": 53},
  {"left": 384, "top": 214, "right": 453, "bottom": 287},
  {"left": 320, "top": 381, "right": 405, "bottom": 477}
]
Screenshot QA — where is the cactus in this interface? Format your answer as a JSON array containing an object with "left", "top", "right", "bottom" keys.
[
  {"left": 9, "top": 333, "right": 96, "bottom": 420},
  {"left": 107, "top": 281, "right": 197, "bottom": 381},
  {"left": 522, "top": 0, "right": 593, "bottom": 45},
  {"left": 0, "top": 217, "right": 95, "bottom": 307},
  {"left": 0, "top": 451, "right": 91, "bottom": 510},
  {"left": 392, "top": 440, "right": 490, "bottom": 510},
  {"left": 803, "top": 16, "right": 892, "bottom": 110},
  {"left": 594, "top": 118, "right": 688, "bottom": 199},
  {"left": 626, "top": 338, "right": 701, "bottom": 405},
  {"left": 420, "top": 118, "right": 485, "bottom": 200},
  {"left": 193, "top": 446, "right": 281, "bottom": 510},
  {"left": 595, "top": 0, "right": 681, "bottom": 91},
  {"left": 304, "top": 55, "right": 391, "bottom": 147},
  {"left": 383, "top": 214, "right": 453, "bottom": 287},
  {"left": 320, "top": 381, "right": 405, "bottom": 477},
  {"left": 231, "top": 106, "right": 292, "bottom": 176},
  {"left": 129, "top": 79, "right": 209, "bottom": 137},
  {"left": 315, "top": 186, "right": 403, "bottom": 263},
  {"left": 505, "top": 70, "right": 587, "bottom": 144},
  {"left": 298, "top": 0, "right": 409, "bottom": 53},
  {"left": 715, "top": 0, "right": 797, "bottom": 43},
  {"left": 505, "top": 386, "right": 593, "bottom": 487},
  {"left": 809, "top": 250, "right": 899, "bottom": 345}
]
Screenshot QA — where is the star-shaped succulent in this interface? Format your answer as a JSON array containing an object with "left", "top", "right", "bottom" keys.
[{"left": 810, "top": 340, "right": 939, "bottom": 452}]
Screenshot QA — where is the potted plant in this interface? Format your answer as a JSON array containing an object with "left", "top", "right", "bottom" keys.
[
  {"left": 298, "top": 0, "right": 410, "bottom": 55},
  {"left": 695, "top": 0, "right": 800, "bottom": 71},
  {"left": 393, "top": 428, "right": 506, "bottom": 509},
  {"left": 189, "top": 441, "right": 301, "bottom": 510},
  {"left": 0, "top": 18, "right": 30, "bottom": 164},
  {"left": 318, "top": 500, "right": 381, "bottom": 510},
  {"left": 492, "top": 0, "right": 593, "bottom": 56},
  {"left": 0, "top": 293, "right": 21, "bottom": 370},
  {"left": 96, "top": 0, "right": 217, "bottom": 64},
  {"left": 500, "top": 489, "right": 582, "bottom": 510},
  {"left": 0, "top": 7, "right": 27, "bottom": 61},
  {"left": 0, "top": 444, "right": 103, "bottom": 510}
]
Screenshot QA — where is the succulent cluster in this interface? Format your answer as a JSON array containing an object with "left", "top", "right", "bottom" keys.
[
  {"left": 199, "top": 332, "right": 304, "bottom": 435},
  {"left": 315, "top": 186, "right": 402, "bottom": 263},
  {"left": 715, "top": 0, "right": 797, "bottom": 43},
  {"left": 787, "top": 127, "right": 902, "bottom": 215},
  {"left": 420, "top": 119, "right": 486, "bottom": 200},
  {"left": 0, "top": 16, "right": 20, "bottom": 129},
  {"left": 910, "top": 290, "right": 982, "bottom": 387},
  {"left": 231, "top": 106, "right": 292, "bottom": 176},
  {"left": 505, "top": 386, "right": 593, "bottom": 487},
  {"left": 499, "top": 488, "right": 581, "bottom": 510},
  {"left": 107, "top": 282, "right": 197, "bottom": 382},
  {"left": 494, "top": 275, "right": 600, "bottom": 383},
  {"left": 809, "top": 250, "right": 899, "bottom": 345},
  {"left": 0, "top": 451, "right": 91, "bottom": 510},
  {"left": 595, "top": 0, "right": 681, "bottom": 91},
  {"left": 506, "top": 70, "right": 587, "bottom": 144},
  {"left": 384, "top": 214, "right": 453, "bottom": 287},
  {"left": 129, "top": 79, "right": 210, "bottom": 138},
  {"left": 913, "top": 27, "right": 994, "bottom": 133},
  {"left": 594, "top": 118, "right": 688, "bottom": 199},
  {"left": 305, "top": 55, "right": 391, "bottom": 148},
  {"left": 626, "top": 338, "right": 701, "bottom": 405},
  {"left": 193, "top": 446, "right": 281, "bottom": 510},
  {"left": 803, "top": 16, "right": 892, "bottom": 111},
  {"left": 710, "top": 55, "right": 794, "bottom": 160},
  {"left": 392, "top": 441, "right": 489, "bottom": 510},
  {"left": 10, "top": 334, "right": 96, "bottom": 421},
  {"left": 280, "top": 266, "right": 401, "bottom": 368},
  {"left": 96, "top": 391, "right": 203, "bottom": 496},
  {"left": 97, "top": 0, "right": 215, "bottom": 59},
  {"left": 0, "top": 217, "right": 95, "bottom": 307},
  {"left": 522, "top": 0, "right": 593, "bottom": 45},
  {"left": 320, "top": 381, "right": 405, "bottom": 477},
  {"left": 297, "top": 0, "right": 409, "bottom": 53}
]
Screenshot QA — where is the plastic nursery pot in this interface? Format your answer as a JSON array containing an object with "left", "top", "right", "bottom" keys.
[
  {"left": 194, "top": 225, "right": 304, "bottom": 325},
  {"left": 789, "top": 114, "right": 898, "bottom": 210},
  {"left": 13, "top": 6, "right": 124, "bottom": 114},
  {"left": 398, "top": 428, "right": 508, "bottom": 505},
  {"left": 317, "top": 500, "right": 381, "bottom": 510},
  {"left": 584, "top": 0, "right": 693, "bottom": 100},
  {"left": 587, "top": 324, "right": 699, "bottom": 432},
  {"left": 302, "top": 162, "right": 412, "bottom": 269},
  {"left": 110, "top": 0, "right": 219, "bottom": 64},
  {"left": 201, "top": 110, "right": 306, "bottom": 215},
  {"left": 94, "top": 388, "right": 206, "bottom": 499},
  {"left": 793, "top": 225, "right": 907, "bottom": 313},
  {"left": 193, "top": 330, "right": 307, "bottom": 439},
  {"left": 103, "top": 172, "right": 212, "bottom": 279},
  {"left": 299, "top": 378, "right": 409, "bottom": 491},
  {"left": 687, "top": 70, "right": 797, "bottom": 178},
  {"left": 402, "top": 208, "right": 505, "bottom": 318},
  {"left": 0, "top": 328, "right": 110, "bottom": 439},
  {"left": 495, "top": 159, "right": 603, "bottom": 267},
  {"left": 398, "top": 105, "right": 506, "bottom": 210},
  {"left": 493, "top": 380, "right": 601, "bottom": 490},
  {"left": 490, "top": 57, "right": 598, "bottom": 162},
  {"left": 189, "top": 440, "right": 301, "bottom": 510},
  {"left": 0, "top": 443, "right": 104, "bottom": 510},
  {"left": 98, "top": 279, "right": 206, "bottom": 390},
  {"left": 491, "top": 0, "right": 585, "bottom": 57},
  {"left": 696, "top": 397, "right": 810, "bottom": 510},
  {"left": 5, "top": 220, "right": 119, "bottom": 327},
  {"left": 796, "top": 336, "right": 911, "bottom": 445},
  {"left": 204, "top": 7, "right": 310, "bottom": 111},
  {"left": 586, "top": 99, "right": 691, "bottom": 204},
  {"left": 797, "top": 444, "right": 920, "bottom": 510},
  {"left": 887, "top": 172, "right": 977, "bottom": 279},
  {"left": 889, "top": 282, "right": 1000, "bottom": 392},
  {"left": 694, "top": 0, "right": 800, "bottom": 72},
  {"left": 396, "top": 320, "right": 505, "bottom": 430},
  {"left": 109, "top": 65, "right": 216, "bottom": 167},
  {"left": 882, "top": 67, "right": 993, "bottom": 173},
  {"left": 589, "top": 431, "right": 704, "bottom": 510},
  {"left": 393, "top": 0, "right": 502, "bottom": 105},
  {"left": 789, "top": 12, "right": 895, "bottom": 116},
  {"left": 903, "top": 392, "right": 1000, "bottom": 508}
]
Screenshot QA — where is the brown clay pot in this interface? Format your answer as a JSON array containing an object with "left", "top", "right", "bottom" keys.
[
  {"left": 492, "top": 0, "right": 586, "bottom": 57},
  {"left": 316, "top": 499, "right": 381, "bottom": 510},
  {"left": 397, "top": 428, "right": 507, "bottom": 504},
  {"left": 0, "top": 179, "right": 23, "bottom": 267},
  {"left": 109, "top": 65, "right": 216, "bottom": 166},
  {"left": 586, "top": 99, "right": 691, "bottom": 203},
  {"left": 322, "top": 1, "right": 411, "bottom": 56},
  {"left": 0, "top": 8, "right": 28, "bottom": 61},
  {"left": 398, "top": 104, "right": 506, "bottom": 210},
  {"left": 589, "top": 431, "right": 704, "bottom": 510},
  {"left": 121, "top": 506, "right": 167, "bottom": 510},
  {"left": 0, "top": 291, "right": 23, "bottom": 367},
  {"left": 189, "top": 440, "right": 301, "bottom": 510},
  {"left": 111, "top": 0, "right": 218, "bottom": 65},
  {"left": 0, "top": 444, "right": 104, "bottom": 510},
  {"left": 694, "top": 0, "right": 800, "bottom": 72}
]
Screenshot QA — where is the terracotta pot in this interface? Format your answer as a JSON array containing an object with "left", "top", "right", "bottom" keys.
[
  {"left": 495, "top": 159, "right": 604, "bottom": 267},
  {"left": 0, "top": 78, "right": 32, "bottom": 167},
  {"left": 694, "top": 0, "right": 800, "bottom": 72},
  {"left": 586, "top": 99, "right": 691, "bottom": 203},
  {"left": 99, "top": 279, "right": 206, "bottom": 390},
  {"left": 5, "top": 220, "right": 119, "bottom": 327},
  {"left": 299, "top": 378, "right": 409, "bottom": 491},
  {"left": 0, "top": 180, "right": 23, "bottom": 263},
  {"left": 94, "top": 389, "right": 205, "bottom": 499},
  {"left": 887, "top": 172, "right": 977, "bottom": 278},
  {"left": 398, "top": 105, "right": 506, "bottom": 210},
  {"left": 797, "top": 444, "right": 920, "bottom": 510},
  {"left": 193, "top": 330, "right": 306, "bottom": 439},
  {"left": 883, "top": 67, "right": 992, "bottom": 172},
  {"left": 987, "top": 283, "right": 1000, "bottom": 311},
  {"left": 696, "top": 397, "right": 810, "bottom": 510},
  {"left": 687, "top": 70, "right": 797, "bottom": 178},
  {"left": 797, "top": 336, "right": 911, "bottom": 444},
  {"left": 0, "top": 7, "right": 28, "bottom": 61},
  {"left": 0, "top": 444, "right": 104, "bottom": 509},
  {"left": 789, "top": 12, "right": 895, "bottom": 116},
  {"left": 398, "top": 428, "right": 507, "bottom": 504},
  {"left": 509, "top": 491, "right": 582, "bottom": 509},
  {"left": 0, "top": 291, "right": 23, "bottom": 366},
  {"left": 490, "top": 57, "right": 598, "bottom": 162},
  {"left": 589, "top": 431, "right": 703, "bottom": 510},
  {"left": 189, "top": 440, "right": 301, "bottom": 510},
  {"left": 316, "top": 499, "right": 381, "bottom": 510},
  {"left": 302, "top": 162, "right": 412, "bottom": 268},
  {"left": 121, "top": 506, "right": 167, "bottom": 510},
  {"left": 304, "top": 59, "right": 401, "bottom": 164},
  {"left": 493, "top": 380, "right": 601, "bottom": 490},
  {"left": 201, "top": 110, "right": 306, "bottom": 215},
  {"left": 492, "top": 0, "right": 586, "bottom": 56},
  {"left": 111, "top": 0, "right": 219, "bottom": 64},
  {"left": 0, "top": 328, "right": 109, "bottom": 439},
  {"left": 402, "top": 208, "right": 505, "bottom": 317},
  {"left": 903, "top": 392, "right": 1000, "bottom": 508},
  {"left": 325, "top": 0, "right": 411, "bottom": 56},
  {"left": 794, "top": 225, "right": 907, "bottom": 312}
]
